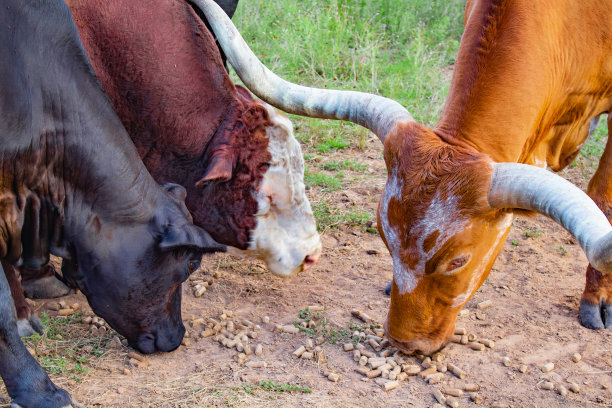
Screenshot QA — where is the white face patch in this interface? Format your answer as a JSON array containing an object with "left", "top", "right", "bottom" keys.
[
  {"left": 231, "top": 103, "right": 321, "bottom": 276},
  {"left": 380, "top": 164, "right": 415, "bottom": 293},
  {"left": 382, "top": 167, "right": 477, "bottom": 295}
]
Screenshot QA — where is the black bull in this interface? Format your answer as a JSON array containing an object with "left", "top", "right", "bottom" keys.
[{"left": 0, "top": 0, "right": 224, "bottom": 406}]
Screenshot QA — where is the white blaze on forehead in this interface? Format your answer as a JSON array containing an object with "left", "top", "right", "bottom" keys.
[
  {"left": 451, "top": 213, "right": 513, "bottom": 307},
  {"left": 380, "top": 165, "right": 414, "bottom": 293},
  {"left": 236, "top": 102, "right": 321, "bottom": 276}
]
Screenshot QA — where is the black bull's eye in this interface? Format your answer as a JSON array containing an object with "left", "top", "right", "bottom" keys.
[{"left": 188, "top": 260, "right": 200, "bottom": 273}]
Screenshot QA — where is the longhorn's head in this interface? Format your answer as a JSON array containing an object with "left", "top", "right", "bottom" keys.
[{"left": 194, "top": 0, "right": 612, "bottom": 354}]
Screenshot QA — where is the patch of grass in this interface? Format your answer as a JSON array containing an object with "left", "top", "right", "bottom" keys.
[
  {"left": 554, "top": 246, "right": 568, "bottom": 255},
  {"left": 311, "top": 200, "right": 374, "bottom": 231},
  {"left": 304, "top": 167, "right": 343, "bottom": 190},
  {"left": 240, "top": 381, "right": 311, "bottom": 395},
  {"left": 315, "top": 134, "right": 351, "bottom": 153},
  {"left": 581, "top": 115, "right": 608, "bottom": 159},
  {"left": 322, "top": 159, "right": 368, "bottom": 172},
  {"left": 21, "top": 312, "right": 100, "bottom": 381},
  {"left": 523, "top": 227, "right": 541, "bottom": 239},
  {"left": 511, "top": 239, "right": 519, "bottom": 246},
  {"left": 232, "top": 0, "right": 465, "bottom": 142},
  {"left": 292, "top": 308, "right": 380, "bottom": 345}
]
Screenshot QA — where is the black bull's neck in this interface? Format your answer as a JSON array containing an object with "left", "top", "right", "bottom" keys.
[{"left": 0, "top": 0, "right": 159, "bottom": 264}]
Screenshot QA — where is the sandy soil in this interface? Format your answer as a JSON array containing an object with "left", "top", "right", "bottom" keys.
[{"left": 1, "top": 143, "right": 611, "bottom": 408}]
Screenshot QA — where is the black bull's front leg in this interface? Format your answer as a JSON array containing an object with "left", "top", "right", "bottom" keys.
[{"left": 0, "top": 261, "right": 74, "bottom": 408}]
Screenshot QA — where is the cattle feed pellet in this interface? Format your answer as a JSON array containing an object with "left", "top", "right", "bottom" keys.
[
  {"left": 58, "top": 308, "right": 74, "bottom": 316},
  {"left": 389, "top": 366, "right": 401, "bottom": 380},
  {"left": 381, "top": 349, "right": 394, "bottom": 358},
  {"left": 468, "top": 342, "right": 485, "bottom": 351},
  {"left": 353, "top": 350, "right": 361, "bottom": 361},
  {"left": 245, "top": 361, "right": 267, "bottom": 369},
  {"left": 359, "top": 355, "right": 368, "bottom": 366},
  {"left": 366, "top": 369, "right": 382, "bottom": 379},
  {"left": 244, "top": 344, "right": 253, "bottom": 356},
  {"left": 478, "top": 338, "right": 495, "bottom": 348},
  {"left": 422, "top": 357, "right": 433, "bottom": 368},
  {"left": 464, "top": 383, "right": 480, "bottom": 392},
  {"left": 402, "top": 364, "right": 422, "bottom": 375},
  {"left": 450, "top": 335, "right": 463, "bottom": 344},
  {"left": 571, "top": 353, "right": 582, "bottom": 363},
  {"left": 453, "top": 327, "right": 467, "bottom": 335},
  {"left": 301, "top": 352, "right": 314, "bottom": 360},
  {"left": 308, "top": 305, "right": 324, "bottom": 312},
  {"left": 201, "top": 328, "right": 214, "bottom": 338},
  {"left": 282, "top": 325, "right": 299, "bottom": 334},
  {"left": 254, "top": 344, "right": 263, "bottom": 356},
  {"left": 443, "top": 388, "right": 463, "bottom": 397},
  {"left": 367, "top": 338, "right": 382, "bottom": 351},
  {"left": 292, "top": 346, "right": 306, "bottom": 358},
  {"left": 262, "top": 316, "right": 270, "bottom": 324},
  {"left": 383, "top": 380, "right": 400, "bottom": 391},
  {"left": 355, "top": 367, "right": 369, "bottom": 376},
  {"left": 568, "top": 382, "right": 580, "bottom": 393},
  {"left": 426, "top": 373, "right": 445, "bottom": 384},
  {"left": 557, "top": 385, "right": 568, "bottom": 397},
  {"left": 470, "top": 393, "right": 483, "bottom": 404},
  {"left": 541, "top": 362, "right": 554, "bottom": 373},
  {"left": 541, "top": 381, "right": 554, "bottom": 390},
  {"left": 327, "top": 373, "right": 339, "bottom": 382},
  {"left": 437, "top": 364, "right": 448, "bottom": 373},
  {"left": 447, "top": 363, "right": 466, "bottom": 379},
  {"left": 419, "top": 366, "right": 438, "bottom": 378},
  {"left": 433, "top": 389, "right": 446, "bottom": 404},
  {"left": 432, "top": 353, "right": 445, "bottom": 362},
  {"left": 518, "top": 364, "right": 528, "bottom": 373},
  {"left": 502, "top": 356, "right": 511, "bottom": 366},
  {"left": 467, "top": 333, "right": 477, "bottom": 342},
  {"left": 361, "top": 350, "right": 376, "bottom": 359},
  {"left": 194, "top": 286, "right": 206, "bottom": 297},
  {"left": 445, "top": 397, "right": 459, "bottom": 408},
  {"left": 460, "top": 335, "right": 469, "bottom": 344},
  {"left": 477, "top": 300, "right": 492, "bottom": 309}
]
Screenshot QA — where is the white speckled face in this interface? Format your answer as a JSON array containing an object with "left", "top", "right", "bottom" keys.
[
  {"left": 230, "top": 103, "right": 322, "bottom": 276},
  {"left": 380, "top": 164, "right": 411, "bottom": 291},
  {"left": 381, "top": 165, "right": 472, "bottom": 295}
]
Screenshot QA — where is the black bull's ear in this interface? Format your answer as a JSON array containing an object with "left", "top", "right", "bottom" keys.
[{"left": 159, "top": 223, "right": 226, "bottom": 254}]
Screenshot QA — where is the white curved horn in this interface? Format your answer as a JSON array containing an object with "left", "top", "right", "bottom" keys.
[
  {"left": 191, "top": 0, "right": 414, "bottom": 142},
  {"left": 488, "top": 162, "right": 612, "bottom": 273}
]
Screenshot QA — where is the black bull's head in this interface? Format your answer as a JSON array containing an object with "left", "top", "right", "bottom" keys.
[{"left": 59, "top": 184, "right": 224, "bottom": 354}]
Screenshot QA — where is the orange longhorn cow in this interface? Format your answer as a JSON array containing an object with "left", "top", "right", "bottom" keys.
[{"left": 198, "top": 0, "right": 612, "bottom": 354}]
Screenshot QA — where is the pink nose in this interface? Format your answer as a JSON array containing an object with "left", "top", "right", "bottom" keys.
[{"left": 302, "top": 251, "right": 321, "bottom": 271}]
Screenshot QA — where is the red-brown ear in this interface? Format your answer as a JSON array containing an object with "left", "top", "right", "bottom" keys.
[{"left": 195, "top": 153, "right": 233, "bottom": 188}]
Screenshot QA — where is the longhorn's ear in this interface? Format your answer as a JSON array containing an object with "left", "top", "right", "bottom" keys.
[
  {"left": 195, "top": 150, "right": 234, "bottom": 188},
  {"left": 159, "top": 223, "right": 226, "bottom": 254}
]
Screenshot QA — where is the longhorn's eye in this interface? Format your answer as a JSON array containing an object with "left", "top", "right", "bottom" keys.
[{"left": 445, "top": 255, "right": 470, "bottom": 272}]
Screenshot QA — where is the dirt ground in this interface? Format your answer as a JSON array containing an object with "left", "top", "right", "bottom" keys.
[{"left": 2, "top": 141, "right": 612, "bottom": 408}]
